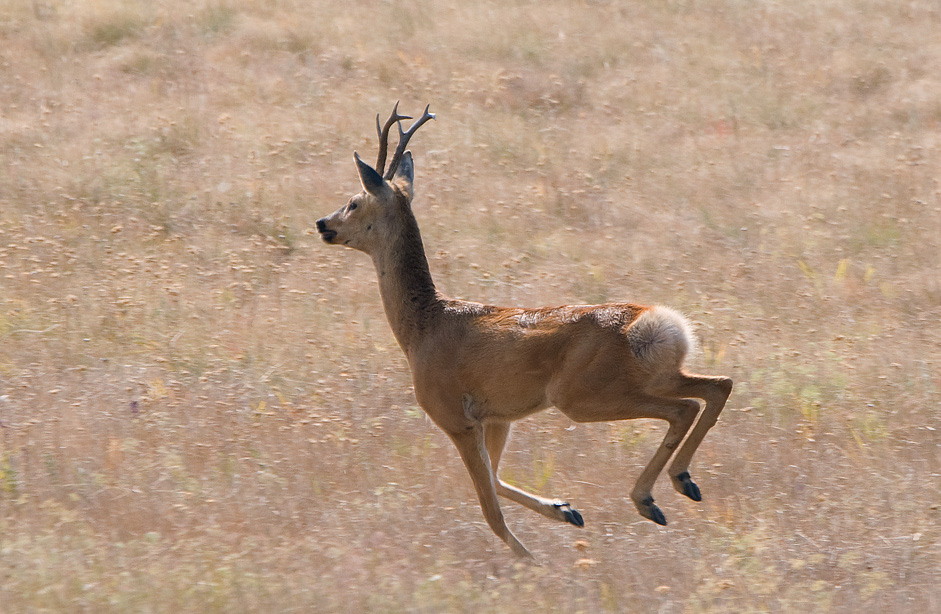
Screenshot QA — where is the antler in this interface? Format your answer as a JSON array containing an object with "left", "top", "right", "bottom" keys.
[
  {"left": 375, "top": 101, "right": 411, "bottom": 176},
  {"left": 384, "top": 104, "right": 435, "bottom": 180}
]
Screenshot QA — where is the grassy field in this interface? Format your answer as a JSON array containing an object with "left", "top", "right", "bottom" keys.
[{"left": 1, "top": 0, "right": 939, "bottom": 611}]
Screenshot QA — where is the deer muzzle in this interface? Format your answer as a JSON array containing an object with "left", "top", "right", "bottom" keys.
[{"left": 316, "top": 218, "right": 337, "bottom": 243}]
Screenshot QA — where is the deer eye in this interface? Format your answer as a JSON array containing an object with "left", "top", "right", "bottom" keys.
[{"left": 348, "top": 202, "right": 358, "bottom": 211}]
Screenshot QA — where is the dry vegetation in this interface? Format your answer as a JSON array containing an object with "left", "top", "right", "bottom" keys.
[{"left": 1, "top": 0, "right": 939, "bottom": 611}]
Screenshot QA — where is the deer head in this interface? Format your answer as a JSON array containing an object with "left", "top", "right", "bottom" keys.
[{"left": 316, "top": 103, "right": 435, "bottom": 255}]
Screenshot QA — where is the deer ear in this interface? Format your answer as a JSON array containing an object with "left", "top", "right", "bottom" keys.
[
  {"left": 354, "top": 152, "right": 387, "bottom": 197},
  {"left": 392, "top": 151, "right": 414, "bottom": 199}
]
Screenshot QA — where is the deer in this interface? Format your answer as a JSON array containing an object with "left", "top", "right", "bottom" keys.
[{"left": 315, "top": 103, "right": 733, "bottom": 558}]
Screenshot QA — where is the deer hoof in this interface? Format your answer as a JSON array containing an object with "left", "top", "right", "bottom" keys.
[
  {"left": 674, "top": 471, "right": 702, "bottom": 502},
  {"left": 638, "top": 496, "right": 667, "bottom": 526},
  {"left": 554, "top": 502, "right": 585, "bottom": 527}
]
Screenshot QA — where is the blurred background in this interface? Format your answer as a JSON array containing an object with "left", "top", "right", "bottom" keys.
[{"left": 0, "top": 0, "right": 939, "bottom": 611}]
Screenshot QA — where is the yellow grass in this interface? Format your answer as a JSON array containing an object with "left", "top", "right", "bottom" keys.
[{"left": 1, "top": 0, "right": 939, "bottom": 611}]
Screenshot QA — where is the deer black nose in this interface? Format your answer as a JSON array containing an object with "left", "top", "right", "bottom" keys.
[{"left": 316, "top": 218, "right": 337, "bottom": 242}]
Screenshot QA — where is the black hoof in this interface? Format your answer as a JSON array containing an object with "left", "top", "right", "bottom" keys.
[
  {"left": 675, "top": 471, "right": 702, "bottom": 502},
  {"left": 640, "top": 496, "right": 667, "bottom": 526},
  {"left": 554, "top": 502, "right": 585, "bottom": 527},
  {"left": 564, "top": 508, "right": 585, "bottom": 527}
]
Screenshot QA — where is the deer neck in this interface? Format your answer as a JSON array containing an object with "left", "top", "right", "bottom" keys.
[{"left": 371, "top": 212, "right": 441, "bottom": 354}]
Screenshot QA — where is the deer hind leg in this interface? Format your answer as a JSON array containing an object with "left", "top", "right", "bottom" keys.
[
  {"left": 555, "top": 393, "right": 700, "bottom": 526},
  {"left": 660, "top": 374, "right": 733, "bottom": 501},
  {"left": 626, "top": 397, "right": 701, "bottom": 525},
  {"left": 485, "top": 421, "right": 584, "bottom": 528},
  {"left": 448, "top": 424, "right": 533, "bottom": 558}
]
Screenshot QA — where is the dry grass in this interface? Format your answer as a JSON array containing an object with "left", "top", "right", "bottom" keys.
[{"left": 1, "top": 0, "right": 939, "bottom": 611}]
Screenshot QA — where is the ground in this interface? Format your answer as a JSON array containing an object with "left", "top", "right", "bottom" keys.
[{"left": 0, "top": 0, "right": 939, "bottom": 611}]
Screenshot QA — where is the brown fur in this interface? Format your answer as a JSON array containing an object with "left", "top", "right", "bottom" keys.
[{"left": 316, "top": 106, "right": 732, "bottom": 558}]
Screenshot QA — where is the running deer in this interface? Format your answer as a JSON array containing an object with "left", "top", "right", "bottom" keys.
[{"left": 316, "top": 103, "right": 732, "bottom": 558}]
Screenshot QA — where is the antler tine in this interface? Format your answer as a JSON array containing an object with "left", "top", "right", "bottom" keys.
[
  {"left": 375, "top": 101, "right": 411, "bottom": 175},
  {"left": 385, "top": 104, "right": 435, "bottom": 180}
]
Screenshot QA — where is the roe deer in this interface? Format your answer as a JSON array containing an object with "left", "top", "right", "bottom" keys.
[{"left": 316, "top": 103, "right": 733, "bottom": 558}]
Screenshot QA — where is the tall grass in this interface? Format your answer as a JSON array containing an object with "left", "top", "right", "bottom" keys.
[{"left": 1, "top": 0, "right": 939, "bottom": 611}]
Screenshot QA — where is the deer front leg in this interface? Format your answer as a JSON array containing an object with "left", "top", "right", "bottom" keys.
[
  {"left": 484, "top": 422, "right": 584, "bottom": 527},
  {"left": 448, "top": 425, "right": 534, "bottom": 558}
]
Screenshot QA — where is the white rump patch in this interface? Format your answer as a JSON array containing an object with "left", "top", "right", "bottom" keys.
[{"left": 625, "top": 306, "right": 697, "bottom": 370}]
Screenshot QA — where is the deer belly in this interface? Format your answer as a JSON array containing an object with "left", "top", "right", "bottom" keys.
[{"left": 465, "top": 368, "right": 553, "bottom": 419}]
